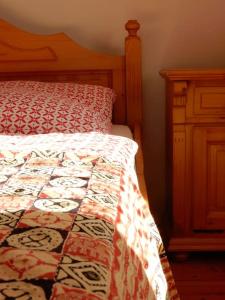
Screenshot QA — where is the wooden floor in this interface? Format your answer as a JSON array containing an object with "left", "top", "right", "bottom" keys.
[{"left": 169, "top": 252, "right": 225, "bottom": 300}]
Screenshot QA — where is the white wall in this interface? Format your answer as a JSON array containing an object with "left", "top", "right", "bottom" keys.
[{"left": 1, "top": 0, "right": 225, "bottom": 229}]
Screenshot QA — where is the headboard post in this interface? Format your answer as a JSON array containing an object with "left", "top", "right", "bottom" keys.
[{"left": 125, "top": 20, "right": 142, "bottom": 130}]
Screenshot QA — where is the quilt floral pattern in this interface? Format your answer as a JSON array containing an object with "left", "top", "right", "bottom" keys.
[{"left": 0, "top": 132, "right": 178, "bottom": 300}]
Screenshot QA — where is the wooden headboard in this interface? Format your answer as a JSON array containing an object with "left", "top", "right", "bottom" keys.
[
  {"left": 0, "top": 19, "right": 142, "bottom": 131},
  {"left": 0, "top": 19, "right": 147, "bottom": 201}
]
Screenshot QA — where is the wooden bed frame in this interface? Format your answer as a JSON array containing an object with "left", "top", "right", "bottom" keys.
[{"left": 0, "top": 19, "right": 148, "bottom": 201}]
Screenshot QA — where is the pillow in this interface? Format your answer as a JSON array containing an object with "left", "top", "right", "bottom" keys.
[{"left": 0, "top": 81, "right": 115, "bottom": 134}]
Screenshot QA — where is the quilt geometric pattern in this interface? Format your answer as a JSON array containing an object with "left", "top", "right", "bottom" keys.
[{"left": 0, "top": 132, "right": 179, "bottom": 299}]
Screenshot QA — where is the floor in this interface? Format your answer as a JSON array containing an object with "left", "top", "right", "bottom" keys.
[{"left": 169, "top": 252, "right": 225, "bottom": 300}]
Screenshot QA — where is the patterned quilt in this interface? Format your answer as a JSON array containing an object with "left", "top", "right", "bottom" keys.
[{"left": 0, "top": 132, "right": 179, "bottom": 300}]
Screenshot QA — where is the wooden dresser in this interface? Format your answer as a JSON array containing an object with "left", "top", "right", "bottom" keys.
[{"left": 160, "top": 69, "right": 225, "bottom": 259}]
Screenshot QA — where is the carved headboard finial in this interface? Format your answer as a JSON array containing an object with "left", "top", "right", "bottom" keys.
[
  {"left": 125, "top": 20, "right": 142, "bottom": 128},
  {"left": 125, "top": 20, "right": 140, "bottom": 37}
]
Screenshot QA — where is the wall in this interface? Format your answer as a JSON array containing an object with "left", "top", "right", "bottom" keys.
[{"left": 1, "top": 0, "right": 225, "bottom": 230}]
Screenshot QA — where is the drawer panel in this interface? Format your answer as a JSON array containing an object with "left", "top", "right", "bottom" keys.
[{"left": 193, "top": 86, "right": 225, "bottom": 116}]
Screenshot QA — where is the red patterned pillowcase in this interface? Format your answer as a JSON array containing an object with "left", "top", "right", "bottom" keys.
[{"left": 0, "top": 81, "right": 115, "bottom": 134}]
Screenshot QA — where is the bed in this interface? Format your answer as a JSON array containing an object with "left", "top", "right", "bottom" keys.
[{"left": 0, "top": 19, "right": 179, "bottom": 299}]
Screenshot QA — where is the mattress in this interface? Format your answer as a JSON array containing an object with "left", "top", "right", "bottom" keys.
[{"left": 111, "top": 125, "right": 133, "bottom": 139}]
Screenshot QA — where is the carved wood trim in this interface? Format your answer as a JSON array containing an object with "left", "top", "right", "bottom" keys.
[
  {"left": 173, "top": 128, "right": 188, "bottom": 233},
  {"left": 0, "top": 41, "right": 56, "bottom": 62},
  {"left": 160, "top": 69, "right": 225, "bottom": 81},
  {"left": 173, "top": 81, "right": 188, "bottom": 107}
]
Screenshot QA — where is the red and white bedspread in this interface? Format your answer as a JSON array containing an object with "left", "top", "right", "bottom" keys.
[{"left": 0, "top": 132, "right": 178, "bottom": 300}]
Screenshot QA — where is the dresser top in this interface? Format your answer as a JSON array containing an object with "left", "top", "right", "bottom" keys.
[{"left": 160, "top": 69, "right": 225, "bottom": 81}]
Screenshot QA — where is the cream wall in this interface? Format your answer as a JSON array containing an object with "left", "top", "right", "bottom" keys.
[{"left": 1, "top": 0, "right": 225, "bottom": 229}]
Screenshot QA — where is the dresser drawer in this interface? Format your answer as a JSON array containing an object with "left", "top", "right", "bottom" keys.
[{"left": 187, "top": 83, "right": 225, "bottom": 121}]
